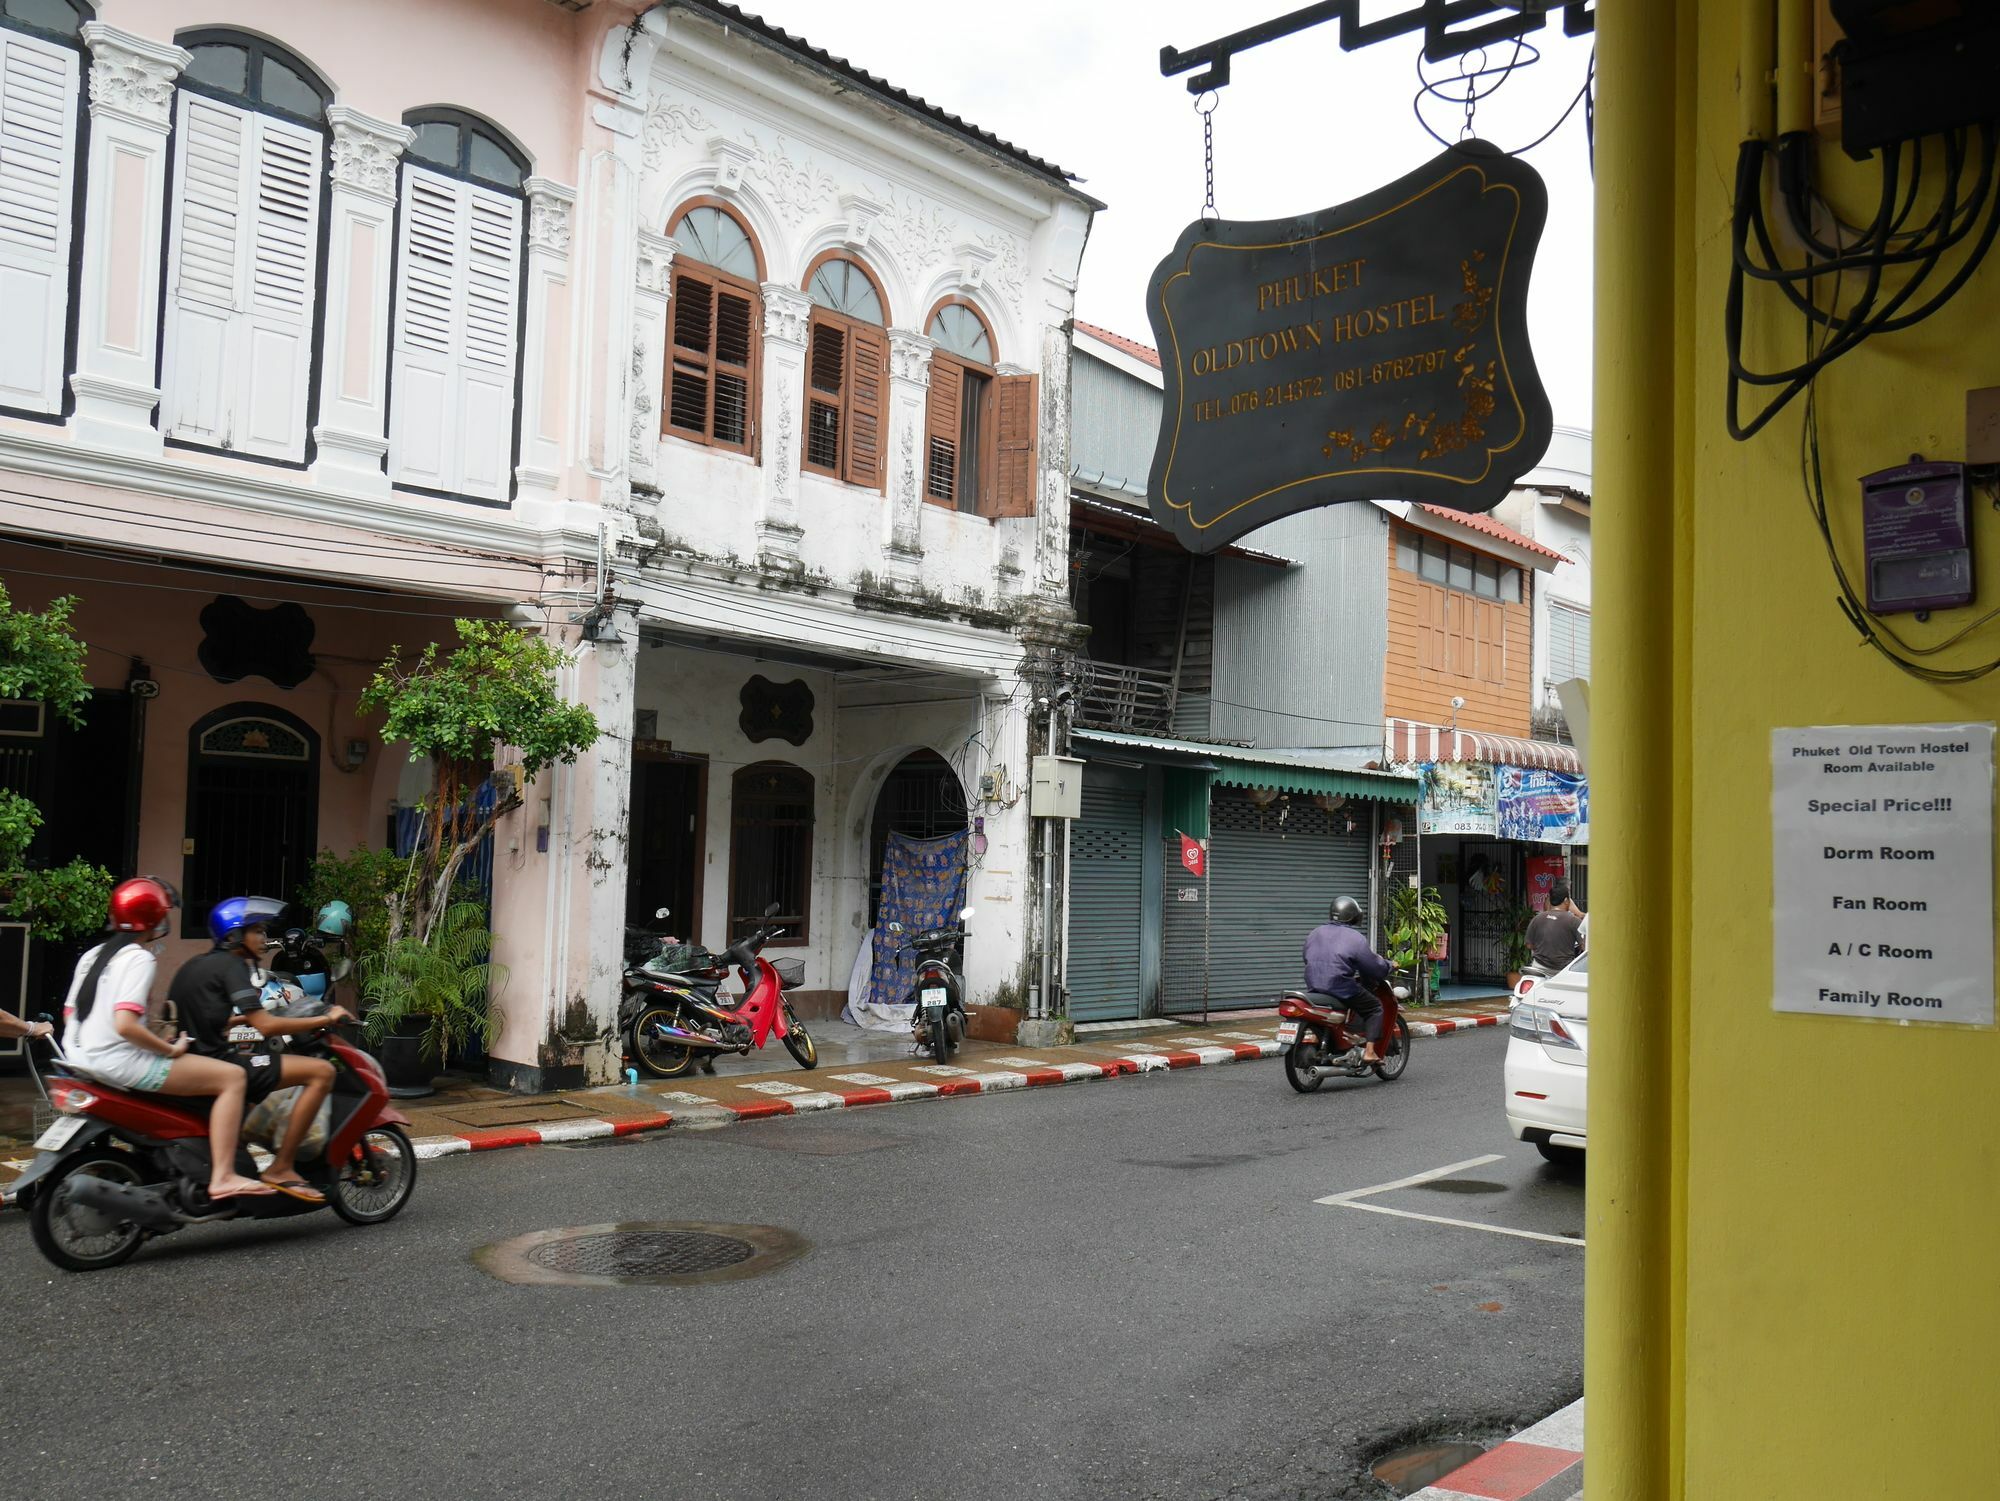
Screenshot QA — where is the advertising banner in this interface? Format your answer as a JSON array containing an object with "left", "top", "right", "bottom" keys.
[
  {"left": 1419, "top": 762, "right": 1497, "bottom": 836},
  {"left": 1497, "top": 766, "right": 1590, "bottom": 845}
]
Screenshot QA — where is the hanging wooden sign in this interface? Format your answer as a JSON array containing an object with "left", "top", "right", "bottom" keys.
[{"left": 1145, "top": 142, "right": 1552, "bottom": 553}]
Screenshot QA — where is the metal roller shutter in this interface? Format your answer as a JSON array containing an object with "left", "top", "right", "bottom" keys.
[
  {"left": 1066, "top": 771, "right": 1146, "bottom": 1021},
  {"left": 1206, "top": 789, "right": 1375, "bottom": 1009}
]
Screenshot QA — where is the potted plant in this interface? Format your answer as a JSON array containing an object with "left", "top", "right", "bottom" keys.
[
  {"left": 1503, "top": 905, "right": 1537, "bottom": 990},
  {"left": 1384, "top": 883, "right": 1448, "bottom": 1004},
  {"left": 361, "top": 899, "right": 503, "bottom": 1096}
]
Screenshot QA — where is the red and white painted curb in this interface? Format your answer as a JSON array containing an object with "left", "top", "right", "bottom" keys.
[
  {"left": 1409, "top": 1398, "right": 1583, "bottom": 1501},
  {"left": 404, "top": 1011, "right": 1510, "bottom": 1163}
]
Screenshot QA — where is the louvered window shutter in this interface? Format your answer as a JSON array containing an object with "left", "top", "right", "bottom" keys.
[
  {"left": 161, "top": 95, "right": 322, "bottom": 460},
  {"left": 924, "top": 356, "right": 961, "bottom": 507},
  {"left": 843, "top": 324, "right": 886, "bottom": 490},
  {"left": 989, "top": 372, "right": 1038, "bottom": 518},
  {"left": 803, "top": 316, "right": 844, "bottom": 473},
  {"left": 664, "top": 269, "right": 756, "bottom": 452},
  {"left": 389, "top": 167, "right": 521, "bottom": 501},
  {"left": 667, "top": 269, "right": 714, "bottom": 437},
  {"left": 0, "top": 30, "right": 79, "bottom": 415}
]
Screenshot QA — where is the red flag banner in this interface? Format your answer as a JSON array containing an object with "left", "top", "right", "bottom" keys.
[{"left": 1178, "top": 832, "right": 1206, "bottom": 878}]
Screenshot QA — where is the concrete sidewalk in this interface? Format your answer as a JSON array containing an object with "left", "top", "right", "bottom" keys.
[
  {"left": 1410, "top": 1398, "right": 1583, "bottom": 1501},
  {"left": 0, "top": 1000, "right": 1512, "bottom": 1183}
]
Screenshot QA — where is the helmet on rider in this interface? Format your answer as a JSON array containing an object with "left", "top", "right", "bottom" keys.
[
  {"left": 108, "top": 876, "right": 180, "bottom": 937},
  {"left": 1328, "top": 895, "right": 1365, "bottom": 927},
  {"left": 207, "top": 895, "right": 287, "bottom": 949}
]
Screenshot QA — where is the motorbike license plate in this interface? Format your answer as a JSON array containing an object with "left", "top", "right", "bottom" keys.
[
  {"left": 920, "top": 988, "right": 946, "bottom": 1005},
  {"left": 33, "top": 1116, "right": 84, "bottom": 1152},
  {"left": 1275, "top": 1023, "right": 1298, "bottom": 1045}
]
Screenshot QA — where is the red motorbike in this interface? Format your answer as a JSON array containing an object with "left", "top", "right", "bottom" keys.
[
  {"left": 1276, "top": 976, "right": 1413, "bottom": 1092},
  {"left": 624, "top": 906, "right": 817, "bottom": 1077},
  {"left": 7, "top": 1009, "right": 418, "bottom": 1272}
]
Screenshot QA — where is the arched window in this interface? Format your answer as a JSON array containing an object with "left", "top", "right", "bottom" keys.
[
  {"left": 801, "top": 252, "right": 888, "bottom": 489},
  {"left": 388, "top": 108, "right": 529, "bottom": 503},
  {"left": 922, "top": 299, "right": 995, "bottom": 515},
  {"left": 182, "top": 705, "right": 320, "bottom": 936},
  {"left": 665, "top": 199, "right": 761, "bottom": 455},
  {"left": 0, "top": 0, "right": 90, "bottom": 418},
  {"left": 728, "top": 762, "right": 813, "bottom": 945},
  {"left": 160, "top": 30, "right": 331, "bottom": 464}
]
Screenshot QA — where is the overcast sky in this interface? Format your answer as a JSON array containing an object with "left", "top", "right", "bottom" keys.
[{"left": 735, "top": 0, "right": 1599, "bottom": 430}]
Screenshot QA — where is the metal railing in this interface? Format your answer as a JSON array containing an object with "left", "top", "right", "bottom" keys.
[{"left": 1075, "top": 660, "right": 1178, "bottom": 735}]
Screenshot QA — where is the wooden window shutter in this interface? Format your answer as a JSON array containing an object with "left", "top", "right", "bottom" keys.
[
  {"left": 161, "top": 95, "right": 249, "bottom": 448},
  {"left": 843, "top": 323, "right": 886, "bottom": 489},
  {"left": 712, "top": 284, "right": 755, "bottom": 450},
  {"left": 0, "top": 30, "right": 80, "bottom": 415},
  {"left": 236, "top": 112, "right": 322, "bottom": 460},
  {"left": 666, "top": 268, "right": 714, "bottom": 435},
  {"left": 664, "top": 267, "right": 757, "bottom": 453},
  {"left": 988, "top": 371, "right": 1038, "bottom": 518},
  {"left": 454, "top": 183, "right": 522, "bottom": 499},
  {"left": 924, "top": 356, "right": 961, "bottom": 507},
  {"left": 803, "top": 314, "right": 845, "bottom": 473},
  {"left": 388, "top": 167, "right": 461, "bottom": 492}
]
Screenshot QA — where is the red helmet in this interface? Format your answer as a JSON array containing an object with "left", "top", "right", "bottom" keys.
[{"left": 109, "top": 877, "right": 179, "bottom": 935}]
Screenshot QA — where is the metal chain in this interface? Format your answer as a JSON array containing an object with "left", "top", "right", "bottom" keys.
[
  {"left": 1196, "top": 91, "right": 1217, "bottom": 220},
  {"left": 1460, "top": 47, "right": 1482, "bottom": 141}
]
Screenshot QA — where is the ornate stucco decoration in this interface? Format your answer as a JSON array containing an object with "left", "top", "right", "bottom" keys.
[
  {"left": 327, "top": 108, "right": 411, "bottom": 201},
  {"left": 80, "top": 24, "right": 188, "bottom": 129},
  {"left": 643, "top": 95, "right": 718, "bottom": 167},
  {"left": 976, "top": 232, "right": 1030, "bottom": 313},
  {"left": 525, "top": 178, "right": 577, "bottom": 257},
  {"left": 741, "top": 132, "right": 838, "bottom": 224},
  {"left": 952, "top": 241, "right": 998, "bottom": 294},
  {"left": 871, "top": 188, "right": 958, "bottom": 282},
  {"left": 635, "top": 231, "right": 677, "bottom": 294},
  {"left": 772, "top": 393, "right": 795, "bottom": 501},
  {"left": 840, "top": 192, "right": 888, "bottom": 251},
  {"left": 761, "top": 285, "right": 813, "bottom": 350},
  {"left": 708, "top": 136, "right": 756, "bottom": 193},
  {"left": 887, "top": 329, "right": 935, "bottom": 387}
]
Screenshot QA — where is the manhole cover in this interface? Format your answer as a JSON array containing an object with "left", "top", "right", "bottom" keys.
[
  {"left": 1371, "top": 1440, "right": 1487, "bottom": 1494},
  {"left": 474, "top": 1221, "right": 808, "bottom": 1287}
]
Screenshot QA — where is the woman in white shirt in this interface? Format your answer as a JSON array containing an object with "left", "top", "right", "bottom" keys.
[{"left": 62, "top": 879, "right": 272, "bottom": 1202}]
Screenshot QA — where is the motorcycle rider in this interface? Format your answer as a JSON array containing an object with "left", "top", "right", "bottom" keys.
[
  {"left": 58, "top": 878, "right": 274, "bottom": 1202},
  {"left": 167, "top": 897, "right": 352, "bottom": 1204},
  {"left": 1303, "top": 895, "right": 1393, "bottom": 1066}
]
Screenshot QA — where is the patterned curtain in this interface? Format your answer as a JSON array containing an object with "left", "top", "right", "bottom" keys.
[{"left": 864, "top": 830, "right": 969, "bottom": 1012}]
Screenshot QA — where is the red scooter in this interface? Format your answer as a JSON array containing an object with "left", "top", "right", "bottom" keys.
[
  {"left": 7, "top": 1007, "right": 418, "bottom": 1272},
  {"left": 624, "top": 906, "right": 817, "bottom": 1077},
  {"left": 1276, "top": 976, "right": 1413, "bottom": 1092}
]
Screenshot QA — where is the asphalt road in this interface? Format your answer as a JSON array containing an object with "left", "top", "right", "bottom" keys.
[{"left": 0, "top": 1028, "right": 1582, "bottom": 1501}]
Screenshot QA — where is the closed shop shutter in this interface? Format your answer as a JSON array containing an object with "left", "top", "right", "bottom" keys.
[
  {"left": 1067, "top": 771, "right": 1145, "bottom": 1021},
  {"left": 1206, "top": 789, "right": 1375, "bottom": 1009}
]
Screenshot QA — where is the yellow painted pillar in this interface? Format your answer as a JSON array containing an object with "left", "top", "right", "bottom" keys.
[{"left": 1587, "top": 1, "right": 1686, "bottom": 1496}]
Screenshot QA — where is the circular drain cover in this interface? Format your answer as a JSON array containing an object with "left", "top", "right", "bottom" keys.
[
  {"left": 1371, "top": 1440, "right": 1488, "bottom": 1494},
  {"left": 475, "top": 1221, "right": 808, "bottom": 1287}
]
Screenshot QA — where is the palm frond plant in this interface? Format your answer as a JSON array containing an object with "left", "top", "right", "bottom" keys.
[
  {"left": 1384, "top": 883, "right": 1449, "bottom": 1004},
  {"left": 361, "top": 899, "right": 505, "bottom": 1064}
]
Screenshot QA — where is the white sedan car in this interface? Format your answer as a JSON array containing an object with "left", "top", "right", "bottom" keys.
[{"left": 1504, "top": 950, "right": 1587, "bottom": 1160}]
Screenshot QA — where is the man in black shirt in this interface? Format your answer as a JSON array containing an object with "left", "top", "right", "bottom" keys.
[
  {"left": 170, "top": 897, "right": 351, "bottom": 1203},
  {"left": 1525, "top": 880, "right": 1586, "bottom": 973}
]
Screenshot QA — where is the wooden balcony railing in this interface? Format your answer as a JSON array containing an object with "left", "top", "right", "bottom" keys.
[{"left": 1075, "top": 660, "right": 1177, "bottom": 736}]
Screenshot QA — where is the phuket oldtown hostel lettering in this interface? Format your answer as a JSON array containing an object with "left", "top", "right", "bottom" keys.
[
  {"left": 1145, "top": 144, "right": 1554, "bottom": 553},
  {"left": 1771, "top": 724, "right": 1996, "bottom": 1026}
]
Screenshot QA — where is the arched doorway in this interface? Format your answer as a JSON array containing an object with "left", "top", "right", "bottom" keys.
[
  {"left": 866, "top": 749, "right": 968, "bottom": 925},
  {"left": 181, "top": 703, "right": 320, "bottom": 934}
]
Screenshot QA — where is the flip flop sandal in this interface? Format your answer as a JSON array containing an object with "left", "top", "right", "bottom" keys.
[
  {"left": 208, "top": 1183, "right": 278, "bottom": 1201},
  {"left": 260, "top": 1178, "right": 326, "bottom": 1204}
]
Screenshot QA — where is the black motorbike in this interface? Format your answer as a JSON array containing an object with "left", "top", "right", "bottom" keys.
[{"left": 891, "top": 910, "right": 973, "bottom": 1063}]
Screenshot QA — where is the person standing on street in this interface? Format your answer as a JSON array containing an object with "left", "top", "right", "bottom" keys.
[{"left": 1526, "top": 880, "right": 1586, "bottom": 972}]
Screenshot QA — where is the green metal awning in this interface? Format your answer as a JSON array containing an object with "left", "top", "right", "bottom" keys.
[{"left": 1072, "top": 730, "right": 1420, "bottom": 807}]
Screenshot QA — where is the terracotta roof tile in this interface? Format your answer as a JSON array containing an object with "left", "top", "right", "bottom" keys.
[
  {"left": 1417, "top": 504, "right": 1566, "bottom": 563},
  {"left": 1075, "top": 320, "right": 1161, "bottom": 369}
]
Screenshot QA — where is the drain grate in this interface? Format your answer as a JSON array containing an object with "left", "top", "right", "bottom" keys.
[{"left": 474, "top": 1221, "right": 808, "bottom": 1287}]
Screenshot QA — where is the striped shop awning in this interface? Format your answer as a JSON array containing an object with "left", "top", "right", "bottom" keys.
[{"left": 1383, "top": 717, "right": 1582, "bottom": 774}]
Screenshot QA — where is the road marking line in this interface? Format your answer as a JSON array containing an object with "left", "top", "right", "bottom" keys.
[{"left": 1316, "top": 1152, "right": 1585, "bottom": 1247}]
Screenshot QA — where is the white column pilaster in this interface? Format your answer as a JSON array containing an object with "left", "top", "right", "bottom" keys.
[
  {"left": 310, "top": 107, "right": 411, "bottom": 496},
  {"left": 516, "top": 176, "right": 578, "bottom": 520},
  {"left": 883, "top": 328, "right": 935, "bottom": 589},
  {"left": 755, "top": 283, "right": 812, "bottom": 570},
  {"left": 71, "top": 24, "right": 188, "bottom": 456},
  {"left": 627, "top": 231, "right": 675, "bottom": 499}
]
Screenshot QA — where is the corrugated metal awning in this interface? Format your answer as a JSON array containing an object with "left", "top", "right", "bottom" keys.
[
  {"left": 1074, "top": 729, "right": 1420, "bottom": 803},
  {"left": 1383, "top": 718, "right": 1583, "bottom": 773}
]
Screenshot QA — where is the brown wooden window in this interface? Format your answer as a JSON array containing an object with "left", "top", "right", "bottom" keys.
[
  {"left": 801, "top": 254, "right": 887, "bottom": 489},
  {"left": 728, "top": 762, "right": 813, "bottom": 945},
  {"left": 922, "top": 299, "right": 1039, "bottom": 519},
  {"left": 665, "top": 203, "right": 762, "bottom": 454}
]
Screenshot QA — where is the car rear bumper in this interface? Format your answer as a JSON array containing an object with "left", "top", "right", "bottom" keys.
[{"left": 1503, "top": 1036, "right": 1587, "bottom": 1141}]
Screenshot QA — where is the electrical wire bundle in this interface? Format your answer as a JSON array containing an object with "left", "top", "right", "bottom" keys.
[{"left": 1728, "top": 125, "right": 2000, "bottom": 442}]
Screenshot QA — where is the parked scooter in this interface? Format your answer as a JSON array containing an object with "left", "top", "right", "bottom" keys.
[
  {"left": 888, "top": 907, "right": 974, "bottom": 1063},
  {"left": 1275, "top": 974, "right": 1413, "bottom": 1092},
  {"left": 623, "top": 903, "right": 817, "bottom": 1077},
  {"left": 8, "top": 1002, "right": 417, "bottom": 1272}
]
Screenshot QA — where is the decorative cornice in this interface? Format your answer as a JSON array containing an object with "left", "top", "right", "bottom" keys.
[
  {"left": 761, "top": 284, "right": 812, "bottom": 350},
  {"left": 708, "top": 136, "right": 756, "bottom": 193},
  {"left": 327, "top": 108, "right": 412, "bottom": 202},
  {"left": 635, "top": 231, "right": 677, "bottom": 295},
  {"left": 952, "top": 240, "right": 998, "bottom": 293},
  {"left": 887, "top": 329, "right": 935, "bottom": 387},
  {"left": 840, "top": 192, "right": 888, "bottom": 251},
  {"left": 81, "top": 24, "right": 189, "bottom": 130},
  {"left": 524, "top": 178, "right": 577, "bottom": 258}
]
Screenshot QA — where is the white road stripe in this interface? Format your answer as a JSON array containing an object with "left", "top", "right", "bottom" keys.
[
  {"left": 1316, "top": 1152, "right": 1584, "bottom": 1247},
  {"left": 1317, "top": 1153, "right": 1505, "bottom": 1204}
]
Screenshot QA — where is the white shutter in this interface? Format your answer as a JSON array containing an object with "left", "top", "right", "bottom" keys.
[
  {"left": 389, "top": 166, "right": 520, "bottom": 501},
  {"left": 161, "top": 95, "right": 323, "bottom": 461},
  {"left": 0, "top": 30, "right": 80, "bottom": 415}
]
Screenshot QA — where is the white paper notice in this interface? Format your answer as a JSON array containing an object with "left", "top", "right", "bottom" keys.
[{"left": 1772, "top": 722, "right": 1995, "bottom": 1025}]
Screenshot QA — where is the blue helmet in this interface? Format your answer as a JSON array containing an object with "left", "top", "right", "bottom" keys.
[
  {"left": 208, "top": 896, "right": 287, "bottom": 948},
  {"left": 314, "top": 900, "right": 354, "bottom": 938}
]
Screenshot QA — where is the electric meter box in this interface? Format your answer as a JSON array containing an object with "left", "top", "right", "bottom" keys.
[
  {"left": 1030, "top": 756, "right": 1085, "bottom": 819},
  {"left": 1860, "top": 460, "right": 1974, "bottom": 615}
]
